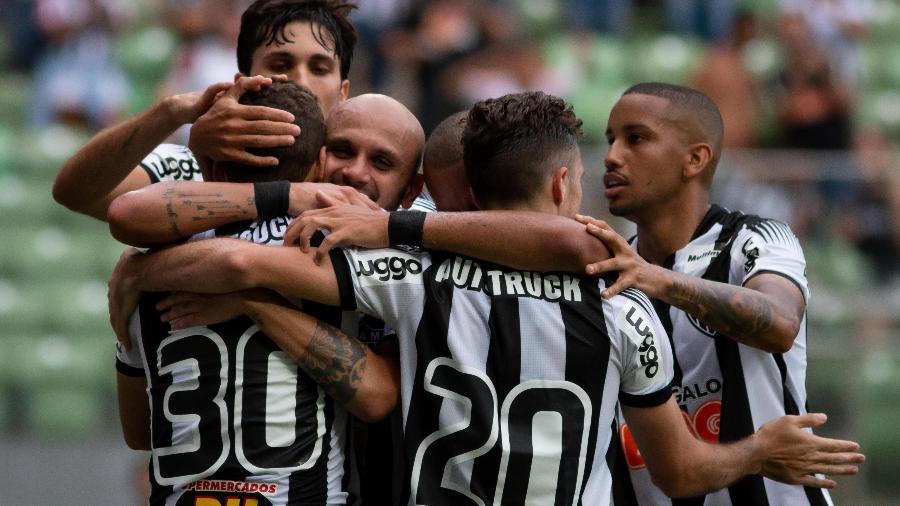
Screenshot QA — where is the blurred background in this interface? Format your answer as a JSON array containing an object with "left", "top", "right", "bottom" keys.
[{"left": 0, "top": 0, "right": 898, "bottom": 503}]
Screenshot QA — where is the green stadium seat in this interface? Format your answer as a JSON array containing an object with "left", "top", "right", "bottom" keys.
[
  {"left": 116, "top": 25, "right": 177, "bottom": 84},
  {"left": 568, "top": 83, "right": 627, "bottom": 143},
  {"left": 0, "top": 73, "right": 31, "bottom": 125},
  {"left": 13, "top": 125, "right": 91, "bottom": 180},
  {"left": 858, "top": 89, "right": 900, "bottom": 138},
  {"left": 25, "top": 385, "right": 105, "bottom": 440},
  {"left": 741, "top": 37, "right": 783, "bottom": 81},
  {"left": 627, "top": 35, "right": 704, "bottom": 84}
]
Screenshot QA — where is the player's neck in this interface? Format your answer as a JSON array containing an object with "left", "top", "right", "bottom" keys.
[{"left": 635, "top": 196, "right": 711, "bottom": 266}]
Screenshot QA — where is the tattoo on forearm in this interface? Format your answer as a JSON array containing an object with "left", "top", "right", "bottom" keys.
[
  {"left": 666, "top": 278, "right": 777, "bottom": 340},
  {"left": 304, "top": 321, "right": 367, "bottom": 404},
  {"left": 163, "top": 184, "right": 182, "bottom": 237},
  {"left": 162, "top": 185, "right": 256, "bottom": 235}
]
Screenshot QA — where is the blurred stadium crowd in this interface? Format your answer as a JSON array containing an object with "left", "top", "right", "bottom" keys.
[{"left": 0, "top": 0, "right": 898, "bottom": 503}]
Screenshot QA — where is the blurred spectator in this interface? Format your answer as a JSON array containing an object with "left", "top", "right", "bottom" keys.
[
  {"left": 158, "top": 0, "right": 242, "bottom": 142},
  {"left": 841, "top": 129, "right": 900, "bottom": 282},
  {"left": 780, "top": 0, "right": 873, "bottom": 90},
  {"left": 350, "top": 0, "right": 411, "bottom": 91},
  {"left": 382, "top": 0, "right": 516, "bottom": 132},
  {"left": 775, "top": 14, "right": 852, "bottom": 151},
  {"left": 442, "top": 38, "right": 572, "bottom": 109},
  {"left": 29, "top": 0, "right": 134, "bottom": 129},
  {"left": 4, "top": 0, "right": 45, "bottom": 71},
  {"left": 692, "top": 11, "right": 761, "bottom": 148},
  {"left": 664, "top": 0, "right": 735, "bottom": 42}
]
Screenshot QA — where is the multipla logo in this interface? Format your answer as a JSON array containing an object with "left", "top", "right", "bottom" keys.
[{"left": 354, "top": 252, "right": 423, "bottom": 284}]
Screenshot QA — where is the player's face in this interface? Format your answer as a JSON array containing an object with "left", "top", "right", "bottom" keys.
[
  {"left": 248, "top": 21, "right": 349, "bottom": 116},
  {"left": 321, "top": 107, "right": 420, "bottom": 210},
  {"left": 603, "top": 94, "right": 686, "bottom": 220}
]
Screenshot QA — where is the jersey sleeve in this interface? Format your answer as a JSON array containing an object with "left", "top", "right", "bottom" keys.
[
  {"left": 731, "top": 218, "right": 810, "bottom": 302},
  {"left": 405, "top": 191, "right": 437, "bottom": 212},
  {"left": 115, "top": 310, "right": 145, "bottom": 377},
  {"left": 611, "top": 288, "right": 674, "bottom": 408},
  {"left": 139, "top": 143, "right": 204, "bottom": 183},
  {"left": 330, "top": 246, "right": 429, "bottom": 327}
]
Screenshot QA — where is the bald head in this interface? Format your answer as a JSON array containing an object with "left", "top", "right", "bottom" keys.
[
  {"left": 623, "top": 83, "right": 724, "bottom": 176},
  {"left": 321, "top": 94, "right": 426, "bottom": 209},
  {"left": 423, "top": 111, "right": 474, "bottom": 211}
]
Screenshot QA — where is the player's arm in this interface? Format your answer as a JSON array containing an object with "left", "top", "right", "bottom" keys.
[
  {"left": 149, "top": 288, "right": 399, "bottom": 421},
  {"left": 623, "top": 400, "right": 863, "bottom": 497},
  {"left": 53, "top": 81, "right": 234, "bottom": 220},
  {"left": 109, "top": 240, "right": 340, "bottom": 342},
  {"left": 107, "top": 181, "right": 378, "bottom": 247},
  {"left": 582, "top": 219, "right": 804, "bottom": 353},
  {"left": 238, "top": 291, "right": 399, "bottom": 422},
  {"left": 116, "top": 373, "right": 150, "bottom": 450},
  {"left": 287, "top": 206, "right": 611, "bottom": 272}
]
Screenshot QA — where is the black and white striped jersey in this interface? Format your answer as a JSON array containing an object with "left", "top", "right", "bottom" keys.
[
  {"left": 116, "top": 216, "right": 353, "bottom": 506},
  {"left": 140, "top": 143, "right": 203, "bottom": 183},
  {"left": 618, "top": 204, "right": 830, "bottom": 506},
  {"left": 330, "top": 247, "right": 675, "bottom": 506}
]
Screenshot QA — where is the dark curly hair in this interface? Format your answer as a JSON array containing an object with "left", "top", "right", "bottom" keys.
[
  {"left": 220, "top": 81, "right": 325, "bottom": 182},
  {"left": 237, "top": 0, "right": 357, "bottom": 79},
  {"left": 462, "top": 91, "right": 583, "bottom": 209}
]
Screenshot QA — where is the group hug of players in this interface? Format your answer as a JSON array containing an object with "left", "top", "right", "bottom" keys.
[{"left": 53, "top": 1, "right": 865, "bottom": 505}]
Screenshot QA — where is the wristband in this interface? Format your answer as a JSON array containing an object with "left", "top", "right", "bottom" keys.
[
  {"left": 254, "top": 180, "right": 291, "bottom": 219},
  {"left": 388, "top": 210, "right": 426, "bottom": 247}
]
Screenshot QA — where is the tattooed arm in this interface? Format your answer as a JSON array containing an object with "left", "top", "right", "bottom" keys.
[
  {"left": 653, "top": 271, "right": 803, "bottom": 353},
  {"left": 243, "top": 293, "right": 399, "bottom": 421},
  {"left": 53, "top": 81, "right": 235, "bottom": 221},
  {"left": 107, "top": 181, "right": 378, "bottom": 247},
  {"left": 584, "top": 221, "right": 805, "bottom": 354}
]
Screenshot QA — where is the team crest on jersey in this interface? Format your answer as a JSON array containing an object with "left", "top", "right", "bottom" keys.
[
  {"left": 686, "top": 312, "right": 717, "bottom": 338},
  {"left": 741, "top": 236, "right": 762, "bottom": 273}
]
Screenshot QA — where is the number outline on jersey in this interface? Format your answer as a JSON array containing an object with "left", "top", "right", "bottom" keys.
[
  {"left": 493, "top": 380, "right": 592, "bottom": 506},
  {"left": 410, "top": 357, "right": 499, "bottom": 506},
  {"left": 154, "top": 328, "right": 231, "bottom": 486},
  {"left": 233, "top": 326, "right": 326, "bottom": 474}
]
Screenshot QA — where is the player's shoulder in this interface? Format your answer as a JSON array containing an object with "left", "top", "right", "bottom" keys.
[
  {"left": 140, "top": 143, "right": 203, "bottom": 183},
  {"left": 608, "top": 288, "right": 660, "bottom": 339},
  {"left": 734, "top": 213, "right": 802, "bottom": 252}
]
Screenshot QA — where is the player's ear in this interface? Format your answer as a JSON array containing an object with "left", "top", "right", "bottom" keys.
[
  {"left": 401, "top": 173, "right": 425, "bottom": 209},
  {"left": 551, "top": 165, "right": 569, "bottom": 207},
  {"left": 683, "top": 143, "right": 712, "bottom": 181},
  {"left": 339, "top": 80, "right": 350, "bottom": 103}
]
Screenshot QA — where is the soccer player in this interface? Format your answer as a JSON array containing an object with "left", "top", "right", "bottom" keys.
[
  {"left": 114, "top": 81, "right": 401, "bottom": 506},
  {"left": 583, "top": 82, "right": 834, "bottom": 505},
  {"left": 109, "top": 92, "right": 863, "bottom": 505},
  {"left": 53, "top": 0, "right": 357, "bottom": 221}
]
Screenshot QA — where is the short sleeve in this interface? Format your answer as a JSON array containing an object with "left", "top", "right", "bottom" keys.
[
  {"left": 406, "top": 191, "right": 437, "bottom": 213},
  {"left": 612, "top": 289, "right": 674, "bottom": 408},
  {"left": 139, "top": 144, "right": 204, "bottom": 183},
  {"left": 731, "top": 219, "right": 810, "bottom": 302},
  {"left": 331, "top": 246, "right": 430, "bottom": 326},
  {"left": 115, "top": 311, "right": 145, "bottom": 377}
]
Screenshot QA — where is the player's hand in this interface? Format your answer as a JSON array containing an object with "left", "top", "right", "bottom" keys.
[
  {"left": 286, "top": 182, "right": 379, "bottom": 217},
  {"left": 755, "top": 413, "right": 864, "bottom": 488},
  {"left": 163, "top": 81, "right": 234, "bottom": 126},
  {"left": 108, "top": 248, "right": 143, "bottom": 350},
  {"left": 188, "top": 74, "right": 299, "bottom": 168},
  {"left": 576, "top": 214, "right": 667, "bottom": 299},
  {"left": 285, "top": 202, "right": 389, "bottom": 265},
  {"left": 157, "top": 291, "right": 246, "bottom": 330}
]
